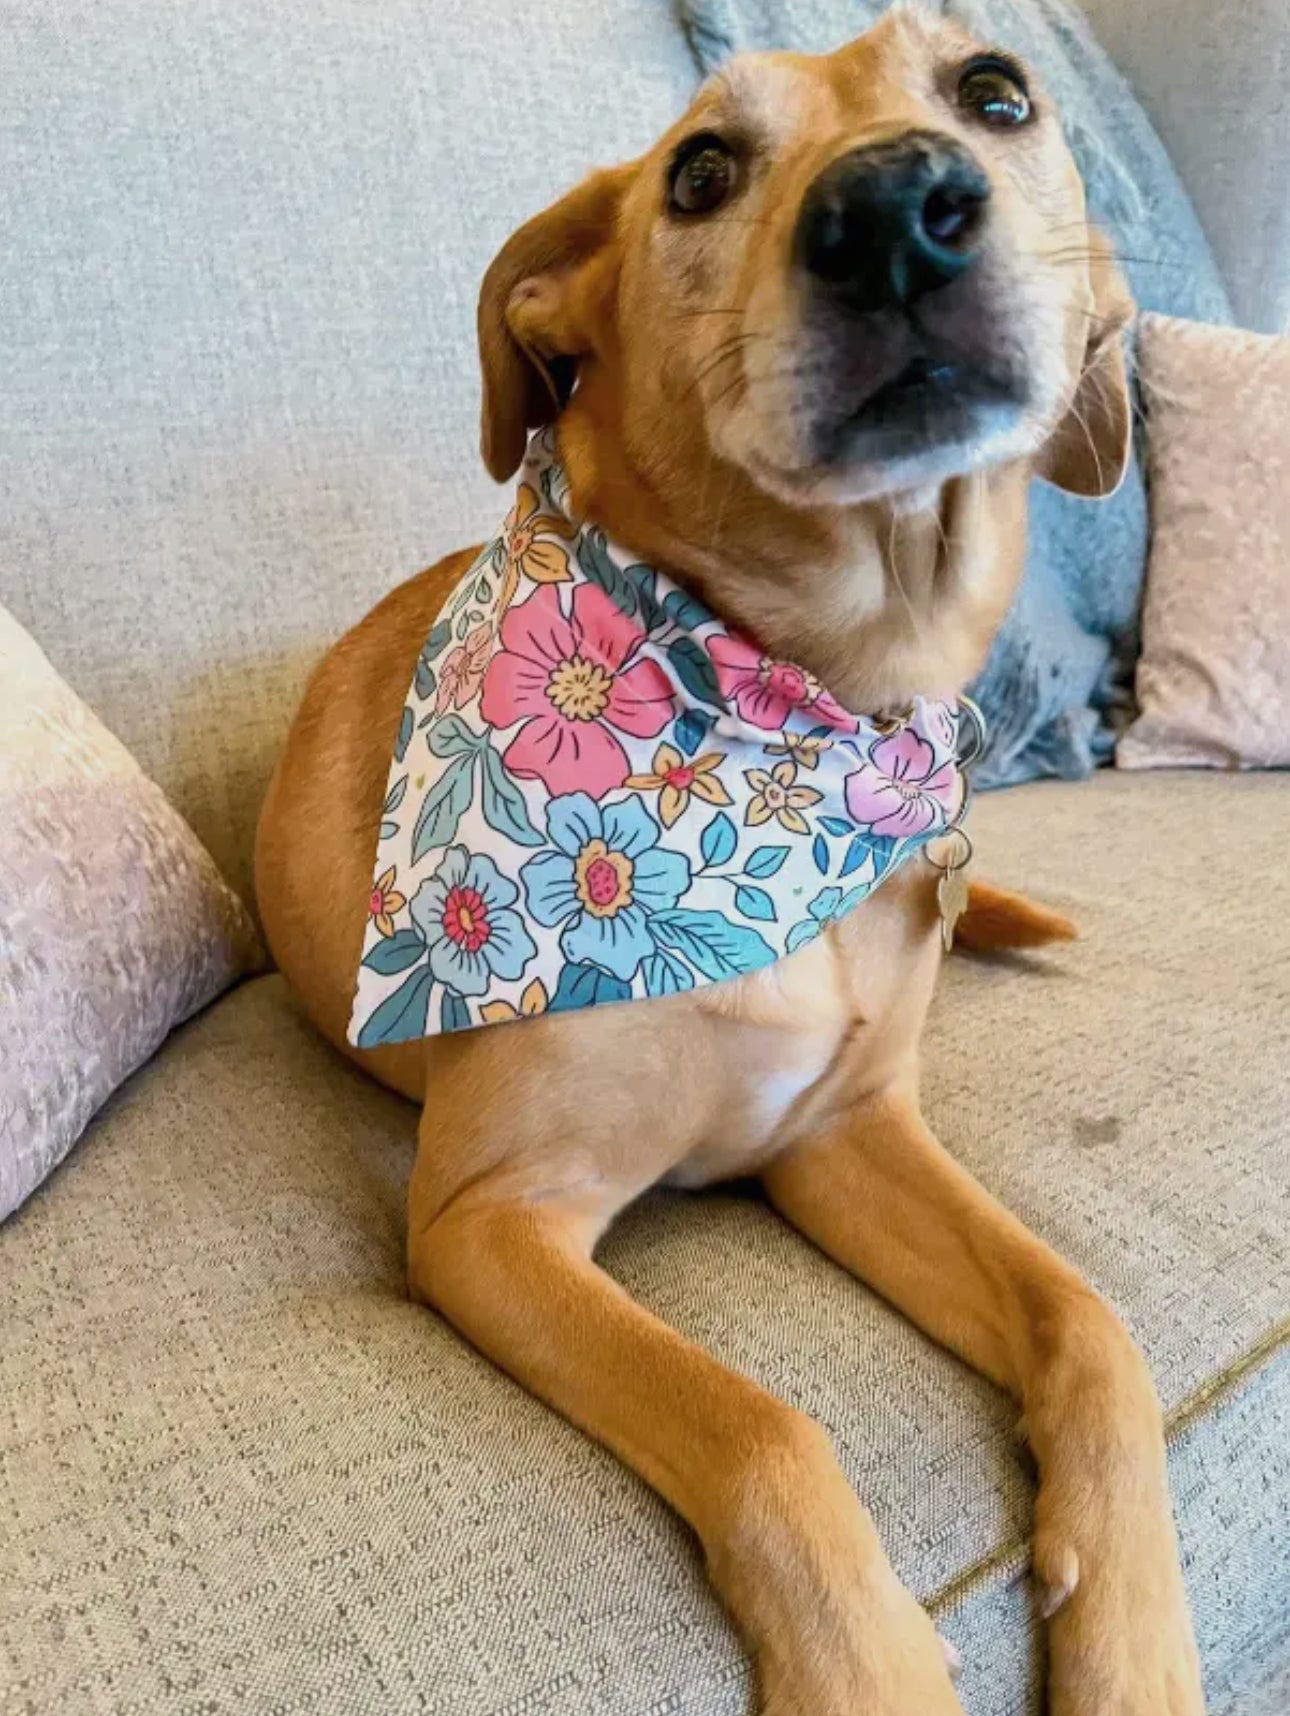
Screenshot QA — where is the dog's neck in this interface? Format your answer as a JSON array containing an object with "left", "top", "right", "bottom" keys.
[{"left": 556, "top": 398, "right": 1029, "bottom": 715}]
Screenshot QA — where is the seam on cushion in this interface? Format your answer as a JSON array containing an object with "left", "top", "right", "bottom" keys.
[
  {"left": 1161, "top": 1316, "right": 1290, "bottom": 1441},
  {"left": 925, "top": 1314, "right": 1290, "bottom": 1617}
]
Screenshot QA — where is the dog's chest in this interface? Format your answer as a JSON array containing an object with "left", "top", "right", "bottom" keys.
[
  {"left": 662, "top": 873, "right": 941, "bottom": 1189},
  {"left": 663, "top": 1030, "right": 845, "bottom": 1188},
  {"left": 663, "top": 938, "right": 855, "bottom": 1189}
]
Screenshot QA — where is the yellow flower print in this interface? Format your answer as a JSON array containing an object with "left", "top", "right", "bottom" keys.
[
  {"left": 871, "top": 708, "right": 913, "bottom": 736},
  {"left": 625, "top": 743, "right": 732, "bottom": 828},
  {"left": 496, "top": 483, "right": 576, "bottom": 612},
  {"left": 764, "top": 733, "right": 833, "bottom": 771},
  {"left": 572, "top": 839, "right": 635, "bottom": 918},
  {"left": 743, "top": 761, "right": 823, "bottom": 836},
  {"left": 368, "top": 867, "right": 407, "bottom": 938},
  {"left": 479, "top": 979, "right": 550, "bottom": 1026}
]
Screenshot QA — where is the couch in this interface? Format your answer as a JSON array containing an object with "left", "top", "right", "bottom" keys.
[{"left": 3, "top": 4, "right": 1288, "bottom": 1713}]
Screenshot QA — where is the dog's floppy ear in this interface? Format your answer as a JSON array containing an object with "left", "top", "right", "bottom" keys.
[
  {"left": 478, "top": 165, "right": 633, "bottom": 483},
  {"left": 1037, "top": 231, "right": 1135, "bottom": 498}
]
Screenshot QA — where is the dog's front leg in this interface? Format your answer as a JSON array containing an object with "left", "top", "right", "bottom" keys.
[
  {"left": 763, "top": 1087, "right": 1204, "bottom": 1716},
  {"left": 408, "top": 1126, "right": 963, "bottom": 1715}
]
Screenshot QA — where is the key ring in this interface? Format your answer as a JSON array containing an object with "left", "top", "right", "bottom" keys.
[
  {"left": 923, "top": 827, "right": 974, "bottom": 875},
  {"left": 954, "top": 695, "right": 988, "bottom": 769}
]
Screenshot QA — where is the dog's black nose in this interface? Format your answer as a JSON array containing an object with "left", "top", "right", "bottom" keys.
[{"left": 796, "top": 133, "right": 990, "bottom": 312}]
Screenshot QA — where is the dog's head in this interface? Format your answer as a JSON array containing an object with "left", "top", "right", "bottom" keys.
[
  {"left": 479, "top": 10, "right": 1131, "bottom": 515},
  {"left": 477, "top": 8, "right": 1131, "bottom": 708}
]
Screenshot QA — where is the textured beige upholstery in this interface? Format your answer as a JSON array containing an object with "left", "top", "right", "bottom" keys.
[
  {"left": 4, "top": 3, "right": 1289, "bottom": 1709},
  {"left": 0, "top": 1, "right": 697, "bottom": 908},
  {"left": 5, "top": 772, "right": 1288, "bottom": 1715},
  {"left": 1078, "top": 0, "right": 1290, "bottom": 333}
]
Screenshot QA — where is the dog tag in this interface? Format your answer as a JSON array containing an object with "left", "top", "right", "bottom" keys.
[
  {"left": 938, "top": 864, "right": 970, "bottom": 952},
  {"left": 926, "top": 828, "right": 973, "bottom": 952}
]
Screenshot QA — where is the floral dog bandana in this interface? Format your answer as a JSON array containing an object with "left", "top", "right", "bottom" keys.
[{"left": 350, "top": 430, "right": 974, "bottom": 1047}]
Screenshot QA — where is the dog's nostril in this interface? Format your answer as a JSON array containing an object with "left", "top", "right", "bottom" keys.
[
  {"left": 810, "top": 203, "right": 849, "bottom": 275},
  {"left": 921, "top": 185, "right": 984, "bottom": 247}
]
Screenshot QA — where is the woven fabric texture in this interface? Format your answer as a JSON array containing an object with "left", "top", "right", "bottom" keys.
[
  {"left": 0, "top": 0, "right": 697, "bottom": 907},
  {"left": 4, "top": 770, "right": 1287, "bottom": 1714},
  {"left": 1075, "top": 0, "right": 1290, "bottom": 335}
]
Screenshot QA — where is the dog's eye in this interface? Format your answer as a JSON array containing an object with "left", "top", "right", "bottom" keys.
[
  {"left": 958, "top": 56, "right": 1032, "bottom": 127},
  {"left": 669, "top": 135, "right": 738, "bottom": 215}
]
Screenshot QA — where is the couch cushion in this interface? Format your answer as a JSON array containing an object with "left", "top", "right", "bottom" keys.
[
  {"left": 3, "top": 771, "right": 1288, "bottom": 1715},
  {"left": 1076, "top": 0, "right": 1290, "bottom": 335},
  {"left": 0, "top": 1, "right": 698, "bottom": 907}
]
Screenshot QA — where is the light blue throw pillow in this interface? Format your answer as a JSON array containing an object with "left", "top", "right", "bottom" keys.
[{"left": 676, "top": 0, "right": 1231, "bottom": 784}]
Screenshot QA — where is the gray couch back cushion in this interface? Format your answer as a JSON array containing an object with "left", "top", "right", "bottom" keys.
[{"left": 1, "top": 1, "right": 697, "bottom": 904}]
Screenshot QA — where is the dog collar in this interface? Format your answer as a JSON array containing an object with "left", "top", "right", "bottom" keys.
[{"left": 349, "top": 430, "right": 978, "bottom": 1047}]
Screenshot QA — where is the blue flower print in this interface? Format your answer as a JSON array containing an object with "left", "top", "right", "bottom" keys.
[
  {"left": 521, "top": 793, "right": 692, "bottom": 982},
  {"left": 785, "top": 884, "right": 866, "bottom": 954},
  {"left": 410, "top": 846, "right": 537, "bottom": 997}
]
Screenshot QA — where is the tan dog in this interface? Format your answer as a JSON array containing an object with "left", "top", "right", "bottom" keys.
[{"left": 256, "top": 12, "right": 1203, "bottom": 1714}]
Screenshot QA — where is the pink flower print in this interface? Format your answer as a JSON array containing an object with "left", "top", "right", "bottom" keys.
[
  {"left": 480, "top": 583, "right": 674, "bottom": 799},
  {"left": 844, "top": 729, "right": 959, "bottom": 838},
  {"left": 435, "top": 622, "right": 492, "bottom": 716},
  {"left": 708, "top": 633, "right": 859, "bottom": 732},
  {"left": 925, "top": 701, "right": 959, "bottom": 751}
]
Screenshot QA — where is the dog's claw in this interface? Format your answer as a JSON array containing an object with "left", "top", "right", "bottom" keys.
[
  {"left": 939, "top": 1636, "right": 963, "bottom": 1680},
  {"left": 1035, "top": 1541, "right": 1081, "bottom": 1618}
]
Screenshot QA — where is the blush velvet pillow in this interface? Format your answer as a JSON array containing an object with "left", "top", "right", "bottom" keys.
[
  {"left": 1118, "top": 314, "right": 1290, "bottom": 770},
  {"left": 1, "top": 605, "right": 260, "bottom": 1219}
]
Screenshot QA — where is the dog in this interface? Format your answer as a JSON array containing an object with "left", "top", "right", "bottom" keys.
[{"left": 255, "top": 12, "right": 1203, "bottom": 1713}]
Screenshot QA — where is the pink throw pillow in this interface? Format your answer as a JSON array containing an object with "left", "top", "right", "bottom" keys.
[
  {"left": 1, "top": 605, "right": 262, "bottom": 1219},
  {"left": 1118, "top": 313, "right": 1290, "bottom": 771}
]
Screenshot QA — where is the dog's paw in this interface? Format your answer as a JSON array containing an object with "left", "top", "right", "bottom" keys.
[
  {"left": 1037, "top": 1513, "right": 1204, "bottom": 1716},
  {"left": 757, "top": 1580, "right": 967, "bottom": 1716}
]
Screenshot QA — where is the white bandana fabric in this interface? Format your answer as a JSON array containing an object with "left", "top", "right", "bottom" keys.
[{"left": 349, "top": 431, "right": 971, "bottom": 1047}]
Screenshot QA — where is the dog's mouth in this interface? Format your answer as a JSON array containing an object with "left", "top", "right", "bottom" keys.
[
  {"left": 813, "top": 347, "right": 1027, "bottom": 470},
  {"left": 864, "top": 355, "right": 964, "bottom": 409},
  {"left": 722, "top": 262, "right": 1049, "bottom": 502}
]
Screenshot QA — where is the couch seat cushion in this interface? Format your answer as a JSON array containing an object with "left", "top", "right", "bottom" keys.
[{"left": 3, "top": 771, "right": 1288, "bottom": 1715}]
